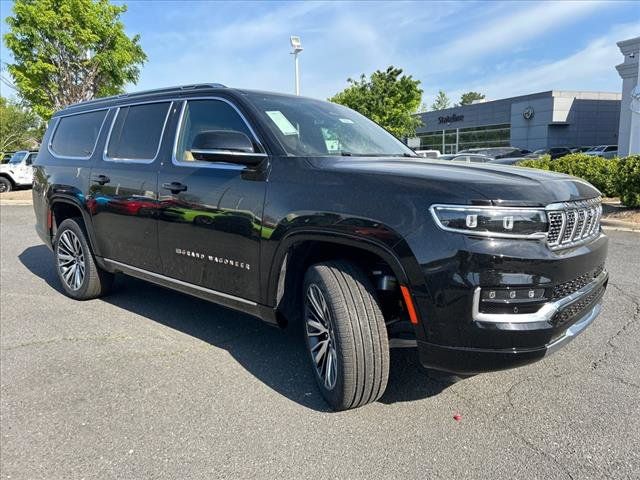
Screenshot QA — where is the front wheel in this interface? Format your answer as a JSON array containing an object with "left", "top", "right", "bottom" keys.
[
  {"left": 303, "top": 260, "right": 389, "bottom": 410},
  {"left": 0, "top": 177, "right": 12, "bottom": 193}
]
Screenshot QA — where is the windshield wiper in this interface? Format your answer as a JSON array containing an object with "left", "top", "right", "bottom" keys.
[{"left": 340, "top": 152, "right": 417, "bottom": 157}]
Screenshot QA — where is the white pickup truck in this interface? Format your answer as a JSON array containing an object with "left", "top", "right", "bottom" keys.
[{"left": 0, "top": 150, "right": 38, "bottom": 193}]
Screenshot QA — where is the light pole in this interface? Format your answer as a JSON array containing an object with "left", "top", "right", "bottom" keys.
[{"left": 290, "top": 36, "right": 303, "bottom": 96}]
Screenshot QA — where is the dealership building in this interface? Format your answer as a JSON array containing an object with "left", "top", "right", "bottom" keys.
[{"left": 412, "top": 90, "right": 621, "bottom": 154}]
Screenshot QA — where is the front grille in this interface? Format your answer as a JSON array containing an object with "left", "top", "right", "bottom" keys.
[
  {"left": 550, "top": 264, "right": 605, "bottom": 300},
  {"left": 546, "top": 197, "right": 602, "bottom": 249}
]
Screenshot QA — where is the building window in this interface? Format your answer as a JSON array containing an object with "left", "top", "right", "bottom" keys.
[{"left": 418, "top": 124, "right": 510, "bottom": 153}]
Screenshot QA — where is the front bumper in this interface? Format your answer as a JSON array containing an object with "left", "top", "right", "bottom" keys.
[
  {"left": 417, "top": 271, "right": 607, "bottom": 374},
  {"left": 404, "top": 225, "right": 609, "bottom": 374}
]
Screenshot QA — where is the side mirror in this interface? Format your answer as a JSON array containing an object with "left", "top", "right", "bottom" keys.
[{"left": 190, "top": 130, "right": 264, "bottom": 166}]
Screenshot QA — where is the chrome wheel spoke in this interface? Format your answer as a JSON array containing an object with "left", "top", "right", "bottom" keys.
[
  {"left": 306, "top": 319, "right": 327, "bottom": 336},
  {"left": 59, "top": 232, "right": 74, "bottom": 254},
  {"left": 313, "top": 339, "right": 329, "bottom": 364},
  {"left": 57, "top": 252, "right": 74, "bottom": 263}
]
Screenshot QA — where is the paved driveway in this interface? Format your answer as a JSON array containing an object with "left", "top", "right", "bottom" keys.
[{"left": 1, "top": 205, "right": 638, "bottom": 479}]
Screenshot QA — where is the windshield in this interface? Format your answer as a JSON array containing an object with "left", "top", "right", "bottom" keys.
[
  {"left": 245, "top": 92, "right": 416, "bottom": 157},
  {"left": 8, "top": 151, "right": 28, "bottom": 164}
]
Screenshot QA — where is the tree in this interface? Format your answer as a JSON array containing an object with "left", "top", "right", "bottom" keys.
[
  {"left": 0, "top": 97, "right": 41, "bottom": 152},
  {"left": 4, "top": 0, "right": 147, "bottom": 119},
  {"left": 430, "top": 90, "right": 451, "bottom": 111},
  {"left": 329, "top": 66, "right": 423, "bottom": 138},
  {"left": 459, "top": 91, "right": 485, "bottom": 105}
]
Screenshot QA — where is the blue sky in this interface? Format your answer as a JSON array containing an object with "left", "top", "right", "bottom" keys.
[{"left": 1, "top": 0, "right": 639, "bottom": 105}]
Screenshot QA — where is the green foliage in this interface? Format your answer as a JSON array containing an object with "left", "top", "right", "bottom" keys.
[
  {"left": 553, "top": 154, "right": 620, "bottom": 196},
  {"left": 0, "top": 97, "right": 41, "bottom": 151},
  {"left": 430, "top": 90, "right": 450, "bottom": 111},
  {"left": 517, "top": 155, "right": 552, "bottom": 170},
  {"left": 616, "top": 155, "right": 640, "bottom": 208},
  {"left": 459, "top": 91, "right": 485, "bottom": 105},
  {"left": 329, "top": 66, "right": 423, "bottom": 138},
  {"left": 518, "top": 153, "right": 640, "bottom": 207},
  {"left": 4, "top": 0, "right": 147, "bottom": 119}
]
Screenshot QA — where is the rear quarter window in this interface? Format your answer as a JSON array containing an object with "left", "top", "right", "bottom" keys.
[
  {"left": 106, "top": 102, "right": 171, "bottom": 161},
  {"left": 50, "top": 110, "right": 108, "bottom": 158}
]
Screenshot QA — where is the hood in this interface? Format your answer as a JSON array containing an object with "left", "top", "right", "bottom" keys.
[{"left": 310, "top": 157, "right": 600, "bottom": 206}]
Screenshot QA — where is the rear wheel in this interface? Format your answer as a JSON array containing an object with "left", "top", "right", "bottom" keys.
[
  {"left": 0, "top": 177, "right": 12, "bottom": 193},
  {"left": 54, "top": 218, "right": 113, "bottom": 300},
  {"left": 303, "top": 260, "right": 389, "bottom": 410}
]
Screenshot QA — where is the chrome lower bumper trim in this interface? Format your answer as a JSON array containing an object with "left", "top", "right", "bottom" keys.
[
  {"left": 545, "top": 302, "right": 601, "bottom": 355},
  {"left": 472, "top": 269, "right": 608, "bottom": 324}
]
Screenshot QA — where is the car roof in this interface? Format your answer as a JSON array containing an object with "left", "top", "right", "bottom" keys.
[{"left": 54, "top": 84, "right": 312, "bottom": 117}]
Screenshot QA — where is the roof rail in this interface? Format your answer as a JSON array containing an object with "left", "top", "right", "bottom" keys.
[{"left": 64, "top": 83, "right": 227, "bottom": 109}]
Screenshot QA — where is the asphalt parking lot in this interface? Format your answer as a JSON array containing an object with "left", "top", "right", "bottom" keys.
[{"left": 1, "top": 204, "right": 639, "bottom": 479}]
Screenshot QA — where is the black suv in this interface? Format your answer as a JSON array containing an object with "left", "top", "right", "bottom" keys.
[{"left": 32, "top": 84, "right": 608, "bottom": 410}]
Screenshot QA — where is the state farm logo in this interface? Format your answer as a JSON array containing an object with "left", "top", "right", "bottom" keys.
[{"left": 175, "top": 248, "right": 250, "bottom": 271}]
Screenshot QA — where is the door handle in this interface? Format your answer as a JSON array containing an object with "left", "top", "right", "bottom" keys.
[
  {"left": 162, "top": 182, "right": 188, "bottom": 193},
  {"left": 92, "top": 174, "right": 110, "bottom": 185}
]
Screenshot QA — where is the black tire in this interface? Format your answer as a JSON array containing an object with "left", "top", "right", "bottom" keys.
[
  {"left": 53, "top": 217, "right": 113, "bottom": 300},
  {"left": 303, "top": 260, "right": 389, "bottom": 410},
  {"left": 0, "top": 177, "right": 12, "bottom": 193}
]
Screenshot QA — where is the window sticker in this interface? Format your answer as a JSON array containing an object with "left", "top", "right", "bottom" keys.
[
  {"left": 266, "top": 110, "right": 298, "bottom": 135},
  {"left": 338, "top": 118, "right": 354, "bottom": 124}
]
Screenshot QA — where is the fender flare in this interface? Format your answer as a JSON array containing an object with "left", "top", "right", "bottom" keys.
[
  {"left": 48, "top": 194, "right": 102, "bottom": 257},
  {"left": 265, "top": 229, "right": 418, "bottom": 308}
]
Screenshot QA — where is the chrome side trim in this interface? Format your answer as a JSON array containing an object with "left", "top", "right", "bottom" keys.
[
  {"left": 171, "top": 98, "right": 266, "bottom": 170},
  {"left": 429, "top": 204, "right": 548, "bottom": 240},
  {"left": 103, "top": 258, "right": 257, "bottom": 306},
  {"left": 47, "top": 109, "right": 110, "bottom": 160},
  {"left": 102, "top": 101, "right": 173, "bottom": 164},
  {"left": 472, "top": 269, "right": 608, "bottom": 324}
]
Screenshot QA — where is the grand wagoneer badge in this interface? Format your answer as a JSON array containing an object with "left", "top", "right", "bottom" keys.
[{"left": 175, "top": 248, "right": 250, "bottom": 271}]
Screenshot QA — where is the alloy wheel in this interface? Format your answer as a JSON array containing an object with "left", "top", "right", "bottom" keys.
[
  {"left": 305, "top": 283, "right": 338, "bottom": 390},
  {"left": 56, "top": 230, "right": 86, "bottom": 291}
]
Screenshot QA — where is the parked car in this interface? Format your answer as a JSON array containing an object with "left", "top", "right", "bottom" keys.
[
  {"left": 488, "top": 156, "right": 532, "bottom": 166},
  {"left": 414, "top": 149, "right": 440, "bottom": 159},
  {"left": 450, "top": 154, "right": 493, "bottom": 163},
  {"left": 32, "top": 84, "right": 609, "bottom": 410},
  {"left": 571, "top": 146, "right": 593, "bottom": 153},
  {"left": 0, "top": 150, "right": 38, "bottom": 193},
  {"left": 584, "top": 145, "right": 618, "bottom": 159},
  {"left": 457, "top": 147, "right": 527, "bottom": 159},
  {"left": 527, "top": 147, "right": 572, "bottom": 160}
]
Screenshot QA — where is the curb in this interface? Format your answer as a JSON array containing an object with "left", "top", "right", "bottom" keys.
[
  {"left": 0, "top": 200, "right": 33, "bottom": 206},
  {"left": 601, "top": 218, "right": 640, "bottom": 232}
]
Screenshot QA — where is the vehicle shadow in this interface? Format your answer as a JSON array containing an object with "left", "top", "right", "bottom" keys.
[{"left": 19, "top": 244, "right": 460, "bottom": 412}]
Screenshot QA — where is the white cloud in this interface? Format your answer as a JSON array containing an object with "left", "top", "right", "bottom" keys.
[
  {"left": 426, "top": 0, "right": 609, "bottom": 71},
  {"left": 468, "top": 21, "right": 640, "bottom": 99}
]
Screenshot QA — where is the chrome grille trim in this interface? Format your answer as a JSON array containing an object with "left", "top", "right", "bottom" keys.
[{"left": 546, "top": 197, "right": 602, "bottom": 250}]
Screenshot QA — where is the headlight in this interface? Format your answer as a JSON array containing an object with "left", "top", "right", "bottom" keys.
[{"left": 430, "top": 204, "right": 548, "bottom": 238}]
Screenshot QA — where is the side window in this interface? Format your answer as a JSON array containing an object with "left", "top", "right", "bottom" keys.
[
  {"left": 175, "top": 99, "right": 256, "bottom": 163},
  {"left": 50, "top": 110, "right": 108, "bottom": 158},
  {"left": 106, "top": 102, "right": 171, "bottom": 161}
]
